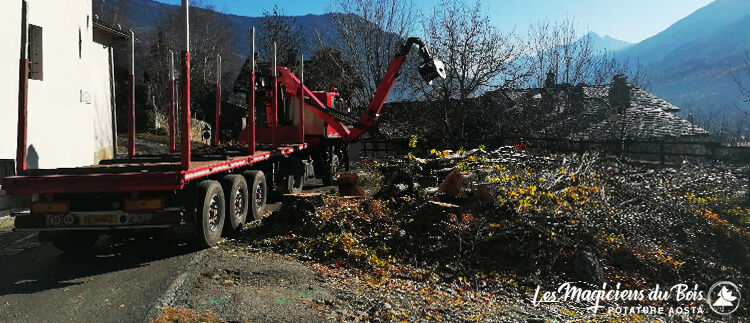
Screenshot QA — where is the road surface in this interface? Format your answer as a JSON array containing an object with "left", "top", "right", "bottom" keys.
[{"left": 0, "top": 180, "right": 337, "bottom": 323}]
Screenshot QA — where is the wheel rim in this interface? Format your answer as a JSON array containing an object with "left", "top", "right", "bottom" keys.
[
  {"left": 208, "top": 194, "right": 222, "bottom": 232},
  {"left": 254, "top": 182, "right": 264, "bottom": 210},
  {"left": 331, "top": 155, "right": 340, "bottom": 174},
  {"left": 234, "top": 187, "right": 246, "bottom": 221}
]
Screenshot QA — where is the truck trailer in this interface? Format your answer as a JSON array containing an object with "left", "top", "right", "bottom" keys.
[{"left": 2, "top": 0, "right": 445, "bottom": 251}]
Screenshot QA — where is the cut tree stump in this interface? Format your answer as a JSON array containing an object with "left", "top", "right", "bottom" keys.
[{"left": 337, "top": 173, "right": 366, "bottom": 197}]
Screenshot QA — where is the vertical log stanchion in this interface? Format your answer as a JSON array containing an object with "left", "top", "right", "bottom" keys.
[
  {"left": 168, "top": 51, "right": 176, "bottom": 153},
  {"left": 271, "top": 43, "right": 279, "bottom": 149},
  {"left": 16, "top": 1, "right": 29, "bottom": 174},
  {"left": 180, "top": 0, "right": 191, "bottom": 171},
  {"left": 247, "top": 28, "right": 256, "bottom": 155},
  {"left": 214, "top": 55, "right": 221, "bottom": 146},
  {"left": 127, "top": 30, "right": 136, "bottom": 158},
  {"left": 298, "top": 54, "right": 305, "bottom": 144}
]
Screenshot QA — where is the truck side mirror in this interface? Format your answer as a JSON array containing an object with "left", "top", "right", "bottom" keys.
[{"left": 418, "top": 58, "right": 446, "bottom": 85}]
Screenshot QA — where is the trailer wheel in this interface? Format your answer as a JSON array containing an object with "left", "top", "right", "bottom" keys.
[
  {"left": 322, "top": 154, "right": 340, "bottom": 186},
  {"left": 44, "top": 231, "right": 100, "bottom": 253},
  {"left": 243, "top": 170, "right": 267, "bottom": 221},
  {"left": 194, "top": 180, "right": 225, "bottom": 248},
  {"left": 221, "top": 174, "right": 249, "bottom": 233}
]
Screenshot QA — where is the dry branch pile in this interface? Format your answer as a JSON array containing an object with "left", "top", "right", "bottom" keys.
[{"left": 234, "top": 147, "right": 750, "bottom": 322}]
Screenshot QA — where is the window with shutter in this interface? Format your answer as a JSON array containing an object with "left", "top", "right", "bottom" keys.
[{"left": 28, "top": 24, "right": 43, "bottom": 81}]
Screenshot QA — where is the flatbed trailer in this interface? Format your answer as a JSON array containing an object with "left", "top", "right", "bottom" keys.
[{"left": 2, "top": 0, "right": 445, "bottom": 252}]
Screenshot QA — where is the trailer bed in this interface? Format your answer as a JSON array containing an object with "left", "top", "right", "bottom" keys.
[{"left": 2, "top": 144, "right": 307, "bottom": 194}]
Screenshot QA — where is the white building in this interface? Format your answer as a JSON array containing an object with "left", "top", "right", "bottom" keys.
[
  {"left": 0, "top": 0, "right": 126, "bottom": 170},
  {"left": 0, "top": 0, "right": 126, "bottom": 209}
]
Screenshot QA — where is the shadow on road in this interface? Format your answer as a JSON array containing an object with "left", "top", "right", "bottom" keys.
[{"left": 0, "top": 233, "right": 198, "bottom": 297}]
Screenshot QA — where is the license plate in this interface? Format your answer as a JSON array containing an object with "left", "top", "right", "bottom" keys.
[
  {"left": 170, "top": 223, "right": 193, "bottom": 232},
  {"left": 83, "top": 214, "right": 119, "bottom": 225}
]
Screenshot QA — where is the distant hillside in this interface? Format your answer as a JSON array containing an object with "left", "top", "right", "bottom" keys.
[
  {"left": 616, "top": 0, "right": 750, "bottom": 117},
  {"left": 124, "top": 0, "right": 336, "bottom": 58}
]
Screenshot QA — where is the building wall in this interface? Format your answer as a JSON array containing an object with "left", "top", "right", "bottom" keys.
[
  {"left": 90, "top": 34, "right": 116, "bottom": 164},
  {"left": 0, "top": 0, "right": 115, "bottom": 170},
  {"left": 0, "top": 1, "right": 22, "bottom": 162}
]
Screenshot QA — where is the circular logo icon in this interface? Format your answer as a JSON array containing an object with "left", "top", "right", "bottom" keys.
[
  {"left": 48, "top": 215, "right": 61, "bottom": 227},
  {"left": 707, "top": 281, "right": 741, "bottom": 315},
  {"left": 63, "top": 214, "right": 75, "bottom": 226}
]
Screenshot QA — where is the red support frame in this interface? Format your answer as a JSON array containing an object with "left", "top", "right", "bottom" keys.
[
  {"left": 16, "top": 58, "right": 29, "bottom": 174},
  {"left": 127, "top": 30, "right": 136, "bottom": 158},
  {"left": 248, "top": 70, "right": 256, "bottom": 154},
  {"left": 180, "top": 51, "right": 191, "bottom": 171},
  {"left": 298, "top": 57, "right": 305, "bottom": 144},
  {"left": 271, "top": 69, "right": 279, "bottom": 149},
  {"left": 213, "top": 55, "right": 221, "bottom": 147},
  {"left": 167, "top": 78, "right": 175, "bottom": 152},
  {"left": 214, "top": 83, "right": 221, "bottom": 146},
  {"left": 127, "top": 75, "right": 135, "bottom": 158}
]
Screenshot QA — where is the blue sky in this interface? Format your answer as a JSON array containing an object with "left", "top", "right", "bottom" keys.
[{"left": 155, "top": 0, "right": 715, "bottom": 43}]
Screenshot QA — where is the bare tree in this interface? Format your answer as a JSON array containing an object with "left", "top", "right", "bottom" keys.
[
  {"left": 257, "top": 5, "right": 305, "bottom": 67},
  {"left": 144, "top": 0, "right": 236, "bottom": 128},
  {"left": 93, "top": 0, "right": 131, "bottom": 27},
  {"left": 329, "top": 0, "right": 417, "bottom": 108},
  {"left": 418, "top": 0, "right": 523, "bottom": 139},
  {"left": 525, "top": 18, "right": 598, "bottom": 88},
  {"left": 305, "top": 47, "right": 362, "bottom": 100},
  {"left": 731, "top": 51, "right": 750, "bottom": 103}
]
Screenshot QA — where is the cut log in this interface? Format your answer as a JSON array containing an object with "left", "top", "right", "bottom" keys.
[
  {"left": 427, "top": 200, "right": 462, "bottom": 215},
  {"left": 437, "top": 168, "right": 468, "bottom": 199},
  {"left": 337, "top": 173, "right": 367, "bottom": 197},
  {"left": 474, "top": 184, "right": 493, "bottom": 201}
]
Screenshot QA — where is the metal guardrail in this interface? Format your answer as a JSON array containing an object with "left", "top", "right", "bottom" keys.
[{"left": 361, "top": 137, "right": 750, "bottom": 165}]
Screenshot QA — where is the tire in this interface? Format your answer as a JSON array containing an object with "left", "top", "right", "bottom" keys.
[
  {"left": 243, "top": 170, "right": 267, "bottom": 221},
  {"left": 45, "top": 231, "right": 100, "bottom": 253},
  {"left": 194, "top": 180, "right": 225, "bottom": 248},
  {"left": 221, "top": 175, "right": 249, "bottom": 233},
  {"left": 322, "top": 154, "right": 340, "bottom": 186}
]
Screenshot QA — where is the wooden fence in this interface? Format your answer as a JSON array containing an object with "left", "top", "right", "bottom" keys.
[{"left": 361, "top": 137, "right": 750, "bottom": 165}]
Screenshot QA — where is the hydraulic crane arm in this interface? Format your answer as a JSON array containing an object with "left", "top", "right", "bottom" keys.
[
  {"left": 346, "top": 37, "right": 445, "bottom": 142},
  {"left": 274, "top": 37, "right": 444, "bottom": 143}
]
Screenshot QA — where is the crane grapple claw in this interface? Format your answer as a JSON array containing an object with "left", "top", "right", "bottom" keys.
[{"left": 419, "top": 58, "right": 446, "bottom": 84}]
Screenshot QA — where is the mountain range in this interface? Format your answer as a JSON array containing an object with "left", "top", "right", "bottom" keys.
[
  {"left": 124, "top": 0, "right": 334, "bottom": 57},
  {"left": 117, "top": 0, "right": 750, "bottom": 122},
  {"left": 585, "top": 31, "right": 633, "bottom": 52},
  {"left": 614, "top": 0, "right": 750, "bottom": 119}
]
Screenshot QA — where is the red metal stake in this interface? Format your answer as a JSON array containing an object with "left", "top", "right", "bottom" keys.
[
  {"left": 16, "top": 59, "right": 28, "bottom": 174},
  {"left": 181, "top": 51, "right": 191, "bottom": 171},
  {"left": 127, "top": 30, "right": 135, "bottom": 158},
  {"left": 16, "top": 1, "right": 28, "bottom": 174},
  {"left": 214, "top": 84, "right": 221, "bottom": 146},
  {"left": 298, "top": 55, "right": 304, "bottom": 144},
  {"left": 168, "top": 51, "right": 176, "bottom": 153},
  {"left": 168, "top": 80, "right": 175, "bottom": 152},
  {"left": 271, "top": 43, "right": 278, "bottom": 149},
  {"left": 248, "top": 28, "right": 256, "bottom": 155},
  {"left": 180, "top": 0, "right": 191, "bottom": 170},
  {"left": 213, "top": 55, "right": 221, "bottom": 146},
  {"left": 127, "top": 75, "right": 135, "bottom": 158}
]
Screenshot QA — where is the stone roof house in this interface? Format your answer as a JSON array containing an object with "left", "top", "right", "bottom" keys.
[
  {"left": 483, "top": 75, "right": 709, "bottom": 140},
  {"left": 573, "top": 84, "right": 709, "bottom": 140}
]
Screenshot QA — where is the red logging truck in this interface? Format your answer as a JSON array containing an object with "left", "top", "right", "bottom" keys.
[{"left": 1, "top": 0, "right": 445, "bottom": 251}]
